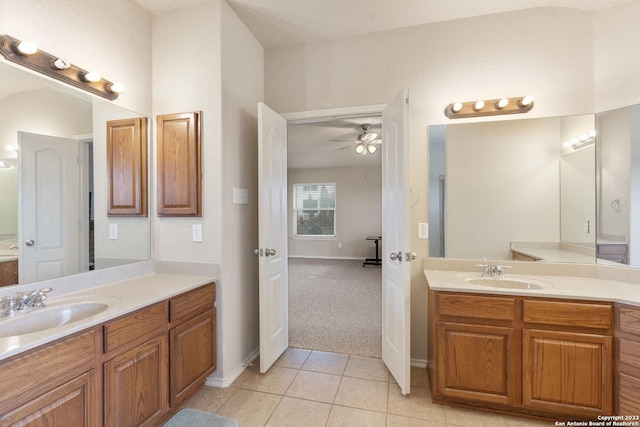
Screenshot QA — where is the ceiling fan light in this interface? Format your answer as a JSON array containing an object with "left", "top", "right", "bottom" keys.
[
  {"left": 367, "top": 143, "right": 377, "bottom": 154},
  {"left": 355, "top": 143, "right": 365, "bottom": 154}
]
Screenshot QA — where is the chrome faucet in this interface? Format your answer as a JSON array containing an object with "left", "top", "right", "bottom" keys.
[
  {"left": 2, "top": 287, "right": 53, "bottom": 316},
  {"left": 476, "top": 263, "right": 512, "bottom": 277}
]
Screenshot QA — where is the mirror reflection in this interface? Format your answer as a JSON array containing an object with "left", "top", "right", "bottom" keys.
[
  {"left": 596, "top": 104, "right": 640, "bottom": 267},
  {"left": 428, "top": 114, "right": 597, "bottom": 263},
  {"left": 0, "top": 61, "right": 150, "bottom": 287}
]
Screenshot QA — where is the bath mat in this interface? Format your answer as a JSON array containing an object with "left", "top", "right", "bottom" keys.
[{"left": 163, "top": 408, "right": 238, "bottom": 427}]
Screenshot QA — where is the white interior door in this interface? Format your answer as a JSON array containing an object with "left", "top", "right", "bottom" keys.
[
  {"left": 381, "top": 89, "right": 411, "bottom": 394},
  {"left": 19, "top": 131, "right": 82, "bottom": 284},
  {"left": 258, "top": 102, "right": 289, "bottom": 372}
]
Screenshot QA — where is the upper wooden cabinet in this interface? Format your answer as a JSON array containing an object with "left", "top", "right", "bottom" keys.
[
  {"left": 156, "top": 111, "right": 202, "bottom": 216},
  {"left": 106, "top": 117, "right": 148, "bottom": 216}
]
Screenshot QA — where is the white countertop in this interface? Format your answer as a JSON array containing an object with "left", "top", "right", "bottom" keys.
[
  {"left": 425, "top": 269, "right": 640, "bottom": 307},
  {"left": 0, "top": 273, "right": 214, "bottom": 361}
]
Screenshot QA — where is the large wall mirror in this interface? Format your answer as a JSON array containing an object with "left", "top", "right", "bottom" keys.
[
  {"left": 428, "top": 114, "right": 597, "bottom": 263},
  {"left": 596, "top": 104, "right": 640, "bottom": 268},
  {"left": 0, "top": 60, "right": 151, "bottom": 287}
]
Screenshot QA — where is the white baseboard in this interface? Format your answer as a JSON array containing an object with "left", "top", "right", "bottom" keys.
[
  {"left": 206, "top": 346, "right": 260, "bottom": 388},
  {"left": 410, "top": 358, "right": 428, "bottom": 369}
]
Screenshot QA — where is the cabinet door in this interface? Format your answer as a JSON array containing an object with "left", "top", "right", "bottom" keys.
[
  {"left": 0, "top": 370, "right": 96, "bottom": 427},
  {"left": 104, "top": 335, "right": 168, "bottom": 427},
  {"left": 436, "top": 322, "right": 518, "bottom": 405},
  {"left": 107, "top": 117, "right": 148, "bottom": 216},
  {"left": 156, "top": 111, "right": 201, "bottom": 216},
  {"left": 170, "top": 309, "right": 216, "bottom": 407},
  {"left": 523, "top": 329, "right": 612, "bottom": 417}
]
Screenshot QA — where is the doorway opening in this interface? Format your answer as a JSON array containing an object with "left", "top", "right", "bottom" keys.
[{"left": 286, "top": 114, "right": 383, "bottom": 357}]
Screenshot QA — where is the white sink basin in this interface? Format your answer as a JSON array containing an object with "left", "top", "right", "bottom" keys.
[
  {"left": 0, "top": 295, "right": 120, "bottom": 338},
  {"left": 467, "top": 277, "right": 553, "bottom": 290}
]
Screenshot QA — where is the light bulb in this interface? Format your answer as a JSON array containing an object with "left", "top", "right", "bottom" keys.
[
  {"left": 108, "top": 83, "right": 125, "bottom": 94},
  {"left": 83, "top": 71, "right": 101, "bottom": 82},
  {"left": 367, "top": 144, "right": 377, "bottom": 154},
  {"left": 520, "top": 95, "right": 533, "bottom": 106},
  {"left": 497, "top": 98, "right": 509, "bottom": 109},
  {"left": 52, "top": 58, "right": 71, "bottom": 70},
  {"left": 16, "top": 41, "right": 38, "bottom": 55},
  {"left": 452, "top": 102, "right": 462, "bottom": 113},
  {"left": 355, "top": 143, "right": 365, "bottom": 154},
  {"left": 474, "top": 100, "right": 485, "bottom": 111}
]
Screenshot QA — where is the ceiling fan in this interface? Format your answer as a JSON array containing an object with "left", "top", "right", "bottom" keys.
[{"left": 331, "top": 124, "right": 382, "bottom": 155}]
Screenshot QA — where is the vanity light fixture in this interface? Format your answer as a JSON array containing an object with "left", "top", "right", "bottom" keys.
[
  {"left": 444, "top": 96, "right": 534, "bottom": 119},
  {"left": 0, "top": 34, "right": 121, "bottom": 100},
  {"left": 565, "top": 130, "right": 596, "bottom": 150}
]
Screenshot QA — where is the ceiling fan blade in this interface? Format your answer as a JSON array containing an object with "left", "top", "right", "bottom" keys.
[
  {"left": 337, "top": 144, "right": 353, "bottom": 151},
  {"left": 329, "top": 138, "right": 358, "bottom": 142}
]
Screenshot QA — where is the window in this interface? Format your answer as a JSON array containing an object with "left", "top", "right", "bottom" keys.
[{"left": 293, "top": 183, "right": 336, "bottom": 237}]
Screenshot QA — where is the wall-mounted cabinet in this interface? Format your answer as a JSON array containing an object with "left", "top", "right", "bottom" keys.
[
  {"left": 106, "top": 117, "right": 148, "bottom": 216},
  {"left": 156, "top": 111, "right": 202, "bottom": 216}
]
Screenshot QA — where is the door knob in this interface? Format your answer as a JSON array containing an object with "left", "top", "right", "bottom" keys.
[
  {"left": 25, "top": 239, "right": 35, "bottom": 247},
  {"left": 265, "top": 248, "right": 276, "bottom": 257},
  {"left": 389, "top": 252, "right": 403, "bottom": 261}
]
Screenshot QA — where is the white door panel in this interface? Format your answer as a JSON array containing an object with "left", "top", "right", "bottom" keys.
[
  {"left": 19, "top": 132, "right": 82, "bottom": 284},
  {"left": 382, "top": 89, "right": 411, "bottom": 395},
  {"left": 258, "top": 103, "right": 289, "bottom": 373}
]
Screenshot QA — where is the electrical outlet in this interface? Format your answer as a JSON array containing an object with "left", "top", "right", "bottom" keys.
[
  {"left": 109, "top": 223, "right": 118, "bottom": 240},
  {"left": 192, "top": 224, "right": 203, "bottom": 242},
  {"left": 338, "top": 242, "right": 343, "bottom": 249},
  {"left": 418, "top": 223, "right": 429, "bottom": 239}
]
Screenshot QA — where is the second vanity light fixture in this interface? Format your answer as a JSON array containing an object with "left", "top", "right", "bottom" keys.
[
  {"left": 444, "top": 96, "right": 534, "bottom": 119},
  {"left": 0, "top": 34, "right": 124, "bottom": 100}
]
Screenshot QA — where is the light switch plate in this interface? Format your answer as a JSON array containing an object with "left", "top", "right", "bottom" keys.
[
  {"left": 192, "top": 224, "right": 203, "bottom": 242},
  {"left": 109, "top": 223, "right": 118, "bottom": 240},
  {"left": 233, "top": 187, "right": 249, "bottom": 204},
  {"left": 418, "top": 223, "right": 429, "bottom": 239}
]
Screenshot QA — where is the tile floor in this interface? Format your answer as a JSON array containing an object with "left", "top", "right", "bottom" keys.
[{"left": 184, "top": 348, "right": 553, "bottom": 427}]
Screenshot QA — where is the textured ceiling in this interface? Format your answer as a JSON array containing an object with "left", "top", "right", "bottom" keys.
[{"left": 135, "top": 0, "right": 631, "bottom": 48}]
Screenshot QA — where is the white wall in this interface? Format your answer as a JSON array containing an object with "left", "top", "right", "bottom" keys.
[
  {"left": 218, "top": 0, "right": 264, "bottom": 385},
  {"left": 288, "top": 166, "right": 382, "bottom": 259},
  {"left": 594, "top": 1, "right": 640, "bottom": 112},
  {"left": 152, "top": 2, "right": 222, "bottom": 264}
]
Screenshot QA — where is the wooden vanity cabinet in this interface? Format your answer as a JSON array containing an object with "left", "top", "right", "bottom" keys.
[
  {"left": 103, "top": 303, "right": 169, "bottom": 427},
  {"left": 616, "top": 304, "right": 640, "bottom": 415},
  {"left": 0, "top": 259, "right": 18, "bottom": 287},
  {"left": 0, "top": 330, "right": 98, "bottom": 426},
  {"left": 430, "top": 291, "right": 614, "bottom": 420},
  {"left": 522, "top": 300, "right": 613, "bottom": 418},
  {"left": 169, "top": 283, "right": 216, "bottom": 408},
  {"left": 0, "top": 282, "right": 216, "bottom": 427},
  {"left": 433, "top": 292, "right": 519, "bottom": 406}
]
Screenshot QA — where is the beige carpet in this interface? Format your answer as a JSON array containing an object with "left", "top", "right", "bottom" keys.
[{"left": 288, "top": 258, "right": 382, "bottom": 357}]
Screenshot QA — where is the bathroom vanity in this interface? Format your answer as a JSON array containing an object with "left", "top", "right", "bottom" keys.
[
  {"left": 0, "top": 275, "right": 216, "bottom": 426},
  {"left": 426, "top": 266, "right": 640, "bottom": 421}
]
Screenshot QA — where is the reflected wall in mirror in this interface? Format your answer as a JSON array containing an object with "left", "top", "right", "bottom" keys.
[
  {"left": 428, "top": 114, "right": 596, "bottom": 263},
  {"left": 596, "top": 104, "right": 640, "bottom": 266},
  {"left": 0, "top": 60, "right": 150, "bottom": 287}
]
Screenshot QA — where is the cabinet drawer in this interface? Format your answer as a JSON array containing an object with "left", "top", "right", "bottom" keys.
[
  {"left": 523, "top": 300, "right": 613, "bottom": 330},
  {"left": 619, "top": 373, "right": 640, "bottom": 415},
  {"left": 104, "top": 302, "right": 167, "bottom": 353},
  {"left": 619, "top": 305, "right": 640, "bottom": 337},
  {"left": 170, "top": 283, "right": 215, "bottom": 324},
  {"left": 0, "top": 330, "right": 95, "bottom": 414},
  {"left": 437, "top": 293, "right": 516, "bottom": 321}
]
